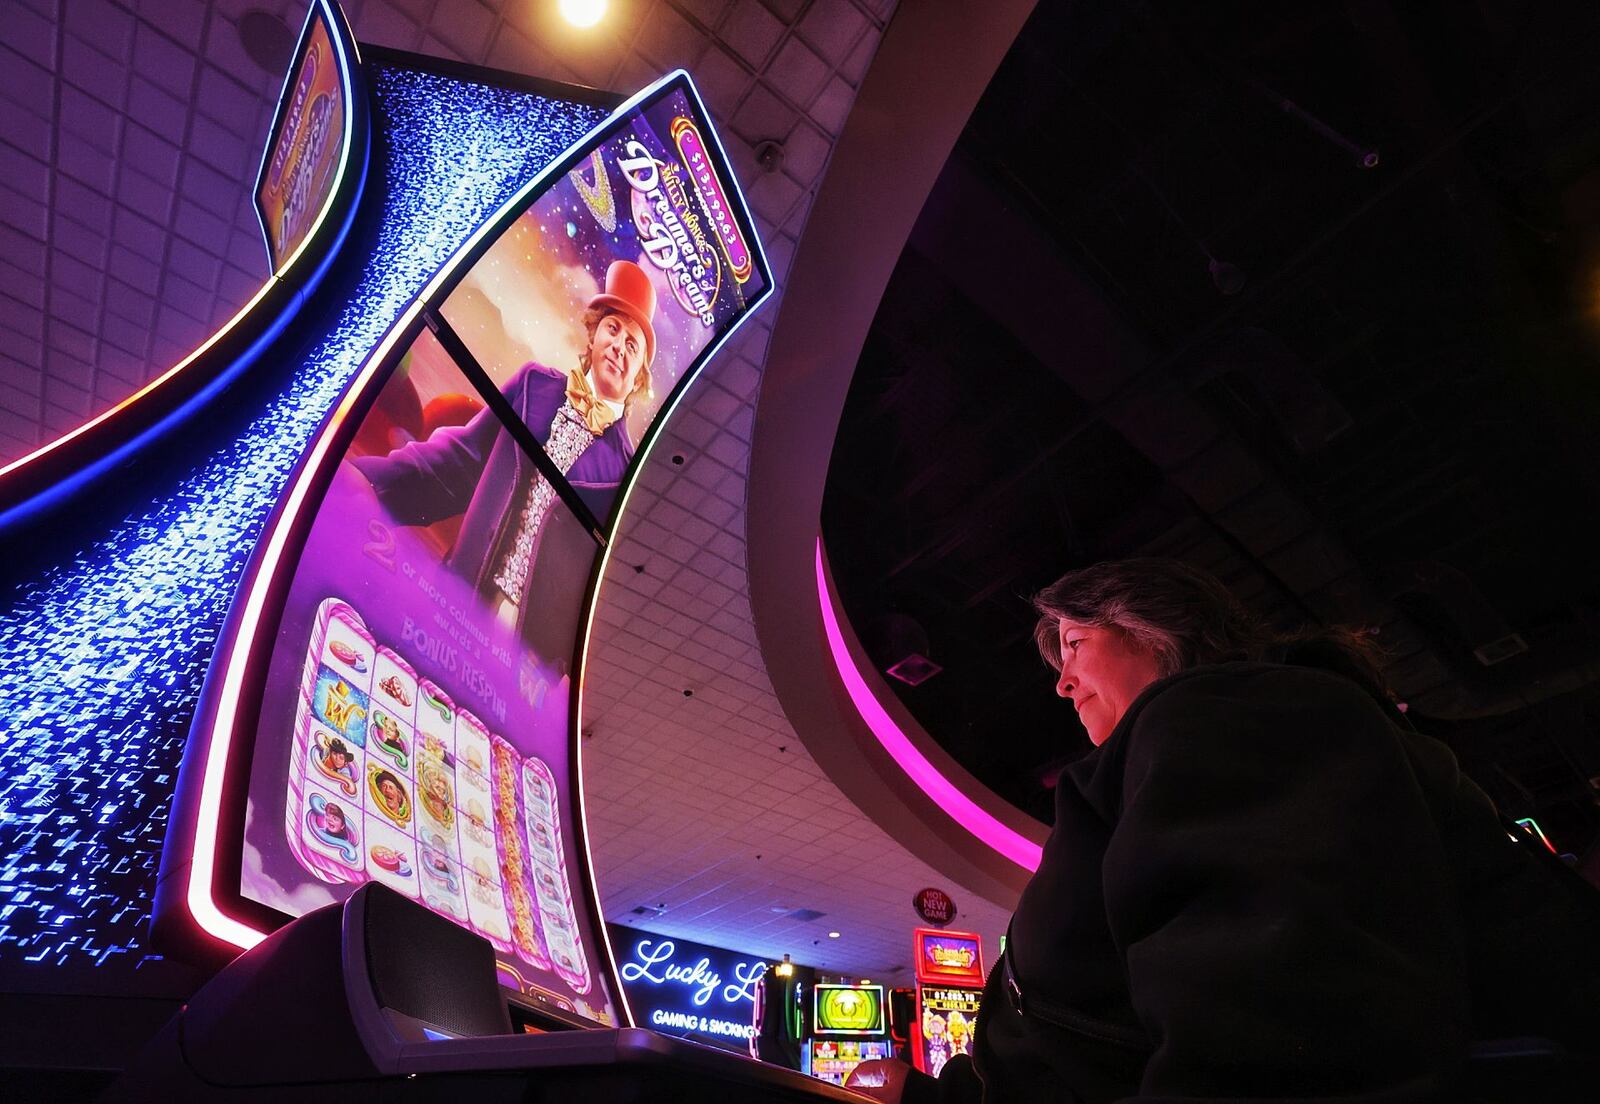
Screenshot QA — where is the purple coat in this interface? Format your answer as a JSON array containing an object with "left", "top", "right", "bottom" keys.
[{"left": 353, "top": 362, "right": 633, "bottom": 667}]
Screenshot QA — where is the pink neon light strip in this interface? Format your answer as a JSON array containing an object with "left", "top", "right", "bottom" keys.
[{"left": 814, "top": 539, "right": 1042, "bottom": 872}]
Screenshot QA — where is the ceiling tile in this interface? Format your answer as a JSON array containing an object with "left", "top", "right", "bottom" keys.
[
  {"left": 432, "top": 0, "right": 498, "bottom": 60},
  {"left": 767, "top": 33, "right": 828, "bottom": 107},
  {"left": 637, "top": 1, "right": 706, "bottom": 70},
  {"left": 807, "top": 72, "right": 854, "bottom": 135},
  {"left": 65, "top": 0, "right": 134, "bottom": 62},
  {"left": 719, "top": 1, "right": 783, "bottom": 70},
  {"left": 132, "top": 21, "right": 197, "bottom": 96},
  {"left": 796, "top": 0, "right": 870, "bottom": 68},
  {"left": 138, "top": 0, "right": 208, "bottom": 52}
]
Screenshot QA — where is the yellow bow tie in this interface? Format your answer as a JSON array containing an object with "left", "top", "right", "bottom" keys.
[{"left": 566, "top": 369, "right": 619, "bottom": 435}]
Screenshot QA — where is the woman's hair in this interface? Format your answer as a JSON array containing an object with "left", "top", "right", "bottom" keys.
[
  {"left": 1032, "top": 557, "right": 1391, "bottom": 697},
  {"left": 578, "top": 306, "right": 653, "bottom": 402}
]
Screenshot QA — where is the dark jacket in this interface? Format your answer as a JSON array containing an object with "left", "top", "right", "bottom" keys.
[
  {"left": 915, "top": 662, "right": 1600, "bottom": 1103},
  {"left": 352, "top": 363, "right": 630, "bottom": 666}
]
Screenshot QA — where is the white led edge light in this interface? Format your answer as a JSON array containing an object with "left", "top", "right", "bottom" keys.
[{"left": 575, "top": 69, "right": 775, "bottom": 1031}]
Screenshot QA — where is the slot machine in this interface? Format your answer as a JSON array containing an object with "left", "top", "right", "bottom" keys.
[
  {"left": 910, "top": 928, "right": 985, "bottom": 1077},
  {"left": 804, "top": 982, "right": 894, "bottom": 1086}
]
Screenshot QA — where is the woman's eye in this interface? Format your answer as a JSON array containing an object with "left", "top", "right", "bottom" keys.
[{"left": 1067, "top": 639, "right": 1083, "bottom": 651}]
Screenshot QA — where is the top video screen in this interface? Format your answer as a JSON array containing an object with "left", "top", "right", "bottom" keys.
[{"left": 438, "top": 80, "right": 771, "bottom": 535}]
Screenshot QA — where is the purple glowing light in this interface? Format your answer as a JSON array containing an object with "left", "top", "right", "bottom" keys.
[{"left": 814, "top": 539, "right": 1042, "bottom": 872}]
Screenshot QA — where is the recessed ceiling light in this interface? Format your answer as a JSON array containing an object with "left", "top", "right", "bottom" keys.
[
  {"left": 827, "top": 931, "right": 841, "bottom": 939},
  {"left": 559, "top": 0, "right": 607, "bottom": 29}
]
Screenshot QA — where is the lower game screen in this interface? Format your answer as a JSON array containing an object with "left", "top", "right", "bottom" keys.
[{"left": 239, "top": 326, "right": 619, "bottom": 1026}]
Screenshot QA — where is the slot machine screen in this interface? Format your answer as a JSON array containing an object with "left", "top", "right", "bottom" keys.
[
  {"left": 435, "top": 79, "right": 769, "bottom": 537},
  {"left": 913, "top": 929, "right": 984, "bottom": 987},
  {"left": 237, "top": 323, "right": 615, "bottom": 1026},
  {"left": 254, "top": 3, "right": 348, "bottom": 270},
  {"left": 813, "top": 984, "right": 886, "bottom": 1036},
  {"left": 222, "top": 70, "right": 771, "bottom": 1031}
]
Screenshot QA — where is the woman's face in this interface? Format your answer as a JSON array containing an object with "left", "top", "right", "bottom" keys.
[
  {"left": 1054, "top": 620, "right": 1164, "bottom": 746},
  {"left": 588, "top": 312, "right": 647, "bottom": 403}
]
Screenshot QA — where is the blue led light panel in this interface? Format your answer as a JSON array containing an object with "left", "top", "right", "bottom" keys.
[{"left": 0, "top": 65, "right": 607, "bottom": 991}]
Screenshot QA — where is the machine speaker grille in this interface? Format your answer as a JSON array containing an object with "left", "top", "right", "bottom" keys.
[{"left": 360, "top": 884, "right": 513, "bottom": 1038}]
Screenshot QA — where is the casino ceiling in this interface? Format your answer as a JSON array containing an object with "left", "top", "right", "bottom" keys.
[
  {"left": 822, "top": 0, "right": 1600, "bottom": 861},
  {"left": 4, "top": 0, "right": 1600, "bottom": 987}
]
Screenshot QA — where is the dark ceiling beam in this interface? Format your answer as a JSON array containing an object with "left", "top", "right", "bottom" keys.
[
  {"left": 1342, "top": 0, "right": 1600, "bottom": 509},
  {"left": 905, "top": 130, "right": 1478, "bottom": 713},
  {"left": 885, "top": 412, "right": 1099, "bottom": 581}
]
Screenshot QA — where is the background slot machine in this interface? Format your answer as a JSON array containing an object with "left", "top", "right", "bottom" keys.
[
  {"left": 804, "top": 983, "right": 893, "bottom": 1086},
  {"left": 911, "top": 929, "right": 985, "bottom": 1077}
]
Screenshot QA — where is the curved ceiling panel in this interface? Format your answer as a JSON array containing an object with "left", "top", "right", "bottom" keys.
[{"left": 746, "top": 0, "right": 1045, "bottom": 909}]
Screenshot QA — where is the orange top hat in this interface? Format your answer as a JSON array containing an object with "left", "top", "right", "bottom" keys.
[{"left": 587, "top": 260, "right": 658, "bottom": 367}]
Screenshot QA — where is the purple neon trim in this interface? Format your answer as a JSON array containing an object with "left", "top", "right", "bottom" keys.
[{"left": 814, "top": 539, "right": 1042, "bottom": 872}]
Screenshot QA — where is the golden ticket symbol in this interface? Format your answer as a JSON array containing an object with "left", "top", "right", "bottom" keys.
[
  {"left": 323, "top": 680, "right": 366, "bottom": 731},
  {"left": 570, "top": 151, "right": 617, "bottom": 234}
]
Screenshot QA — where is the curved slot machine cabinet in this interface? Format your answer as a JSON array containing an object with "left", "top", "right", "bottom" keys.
[
  {"left": 117, "top": 15, "right": 851, "bottom": 1097},
  {"left": 151, "top": 52, "right": 776, "bottom": 1031}
]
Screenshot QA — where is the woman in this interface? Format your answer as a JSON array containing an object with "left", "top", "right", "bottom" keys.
[{"left": 850, "top": 558, "right": 1600, "bottom": 1103}]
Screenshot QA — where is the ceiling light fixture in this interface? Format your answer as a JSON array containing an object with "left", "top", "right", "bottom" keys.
[
  {"left": 755, "top": 140, "right": 785, "bottom": 174},
  {"left": 559, "top": 0, "right": 607, "bottom": 29},
  {"left": 828, "top": 931, "right": 841, "bottom": 939},
  {"left": 775, "top": 953, "right": 794, "bottom": 977}
]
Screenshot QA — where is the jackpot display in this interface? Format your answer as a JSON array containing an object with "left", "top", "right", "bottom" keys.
[
  {"left": 916, "top": 985, "right": 979, "bottom": 1077},
  {"left": 255, "top": 3, "right": 348, "bottom": 270},
  {"left": 189, "top": 67, "right": 770, "bottom": 1030},
  {"left": 911, "top": 929, "right": 985, "bottom": 1077}
]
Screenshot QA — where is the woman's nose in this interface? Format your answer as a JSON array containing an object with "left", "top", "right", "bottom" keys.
[{"left": 1056, "top": 668, "right": 1075, "bottom": 698}]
